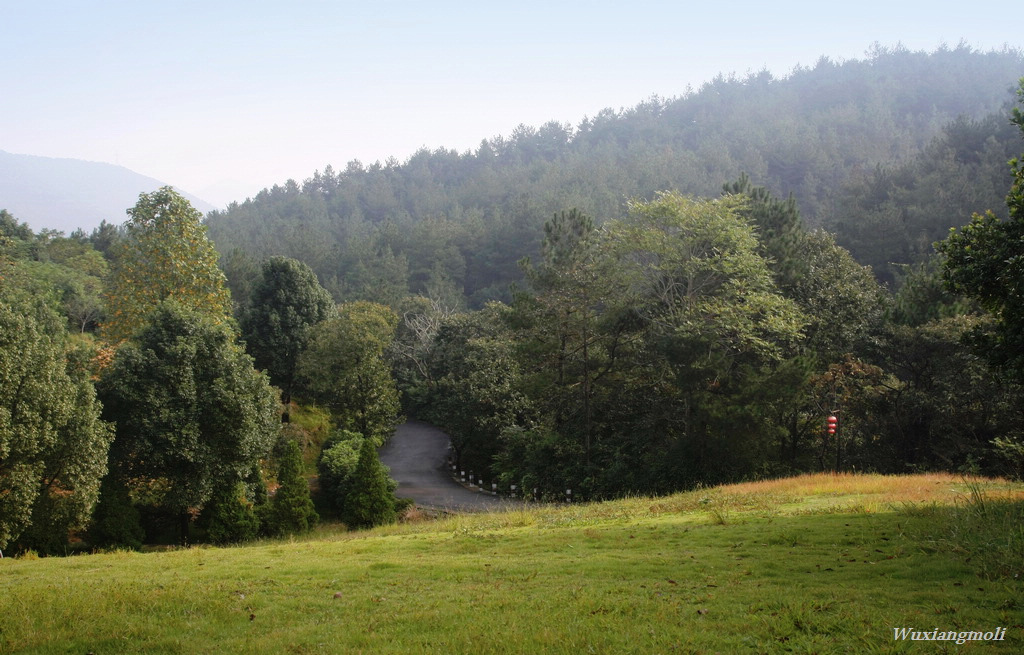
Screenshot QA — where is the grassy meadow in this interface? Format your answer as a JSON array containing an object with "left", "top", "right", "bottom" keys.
[{"left": 2, "top": 473, "right": 1023, "bottom": 654}]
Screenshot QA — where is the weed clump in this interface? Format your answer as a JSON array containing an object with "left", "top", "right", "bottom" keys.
[{"left": 908, "top": 480, "right": 1024, "bottom": 580}]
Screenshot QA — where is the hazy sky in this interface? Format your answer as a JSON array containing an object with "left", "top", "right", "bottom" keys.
[{"left": 2, "top": 1, "right": 1020, "bottom": 207}]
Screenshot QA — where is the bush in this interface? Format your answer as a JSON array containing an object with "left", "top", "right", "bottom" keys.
[
  {"left": 992, "top": 436, "right": 1024, "bottom": 481},
  {"left": 317, "top": 430, "right": 363, "bottom": 515}
]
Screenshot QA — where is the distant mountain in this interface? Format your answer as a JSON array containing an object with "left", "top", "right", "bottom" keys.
[{"left": 0, "top": 150, "right": 215, "bottom": 234}]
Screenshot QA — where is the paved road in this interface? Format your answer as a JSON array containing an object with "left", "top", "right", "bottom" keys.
[{"left": 378, "top": 421, "right": 515, "bottom": 511}]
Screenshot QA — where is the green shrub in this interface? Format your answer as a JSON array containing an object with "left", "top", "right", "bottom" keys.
[
  {"left": 394, "top": 496, "right": 415, "bottom": 515},
  {"left": 992, "top": 436, "right": 1024, "bottom": 480},
  {"left": 317, "top": 430, "right": 363, "bottom": 515}
]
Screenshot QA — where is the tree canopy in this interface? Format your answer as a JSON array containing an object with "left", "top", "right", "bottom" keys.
[
  {"left": 4, "top": 48, "right": 1024, "bottom": 552},
  {"left": 103, "top": 187, "right": 232, "bottom": 343},
  {"left": 205, "top": 46, "right": 1024, "bottom": 307},
  {"left": 297, "top": 301, "right": 401, "bottom": 445},
  {"left": 241, "top": 255, "right": 335, "bottom": 405},
  {"left": 98, "top": 301, "right": 279, "bottom": 542},
  {"left": 939, "top": 79, "right": 1024, "bottom": 384},
  {"left": 0, "top": 281, "right": 111, "bottom": 553}
]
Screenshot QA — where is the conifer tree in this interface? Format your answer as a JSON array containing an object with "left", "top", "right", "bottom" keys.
[
  {"left": 263, "top": 439, "right": 318, "bottom": 535},
  {"left": 201, "top": 481, "right": 260, "bottom": 544},
  {"left": 341, "top": 436, "right": 397, "bottom": 530},
  {"left": 316, "top": 430, "right": 363, "bottom": 516},
  {"left": 723, "top": 173, "right": 805, "bottom": 292},
  {"left": 241, "top": 256, "right": 335, "bottom": 408}
]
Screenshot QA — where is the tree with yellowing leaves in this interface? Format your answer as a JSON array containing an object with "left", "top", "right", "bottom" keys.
[{"left": 102, "top": 187, "right": 231, "bottom": 343}]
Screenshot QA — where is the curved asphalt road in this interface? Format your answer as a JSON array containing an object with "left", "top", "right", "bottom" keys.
[{"left": 378, "top": 421, "right": 515, "bottom": 512}]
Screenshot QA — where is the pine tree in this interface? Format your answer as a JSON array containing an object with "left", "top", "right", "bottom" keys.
[{"left": 723, "top": 173, "right": 805, "bottom": 292}]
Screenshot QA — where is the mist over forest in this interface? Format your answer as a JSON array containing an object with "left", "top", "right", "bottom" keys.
[{"left": 206, "top": 44, "right": 1023, "bottom": 301}]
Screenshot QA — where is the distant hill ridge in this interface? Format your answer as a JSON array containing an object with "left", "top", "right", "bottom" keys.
[
  {"left": 204, "top": 45, "right": 1024, "bottom": 304},
  {"left": 0, "top": 150, "right": 214, "bottom": 234}
]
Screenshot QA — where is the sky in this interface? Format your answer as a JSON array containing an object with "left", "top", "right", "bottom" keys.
[{"left": 2, "top": 1, "right": 1021, "bottom": 208}]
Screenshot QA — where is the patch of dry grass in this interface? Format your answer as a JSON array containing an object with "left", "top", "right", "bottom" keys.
[
  {"left": 729, "top": 471, "right": 963, "bottom": 499},
  {"left": 376, "top": 472, "right": 1024, "bottom": 535}
]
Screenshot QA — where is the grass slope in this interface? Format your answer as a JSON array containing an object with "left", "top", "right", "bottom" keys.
[{"left": 2, "top": 473, "right": 1023, "bottom": 654}]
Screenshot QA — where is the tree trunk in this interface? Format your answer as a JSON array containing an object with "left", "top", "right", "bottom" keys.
[{"left": 179, "top": 511, "right": 191, "bottom": 546}]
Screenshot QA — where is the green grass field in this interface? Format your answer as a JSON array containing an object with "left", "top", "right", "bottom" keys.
[{"left": 2, "top": 473, "right": 1022, "bottom": 654}]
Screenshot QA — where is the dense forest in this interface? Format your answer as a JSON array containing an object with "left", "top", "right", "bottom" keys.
[
  {"left": 3, "top": 44, "right": 1024, "bottom": 554},
  {"left": 1, "top": 191, "right": 399, "bottom": 554},
  {"left": 207, "top": 44, "right": 1024, "bottom": 303}
]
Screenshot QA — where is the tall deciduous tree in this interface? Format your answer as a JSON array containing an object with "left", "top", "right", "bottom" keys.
[
  {"left": 103, "top": 187, "right": 232, "bottom": 343},
  {"left": 939, "top": 79, "right": 1024, "bottom": 384},
  {"left": 783, "top": 230, "right": 885, "bottom": 361},
  {"left": 611, "top": 192, "right": 805, "bottom": 363},
  {"left": 241, "top": 256, "right": 335, "bottom": 408},
  {"left": 297, "top": 301, "right": 401, "bottom": 445},
  {"left": 425, "top": 306, "right": 533, "bottom": 476},
  {"left": 607, "top": 192, "right": 806, "bottom": 488},
  {"left": 98, "top": 301, "right": 279, "bottom": 543},
  {"left": 391, "top": 294, "right": 458, "bottom": 411}
]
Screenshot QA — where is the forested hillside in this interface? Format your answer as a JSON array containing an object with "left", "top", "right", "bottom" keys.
[
  {"left": 206, "top": 44, "right": 1024, "bottom": 304},
  {"left": 3, "top": 44, "right": 1024, "bottom": 555}
]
